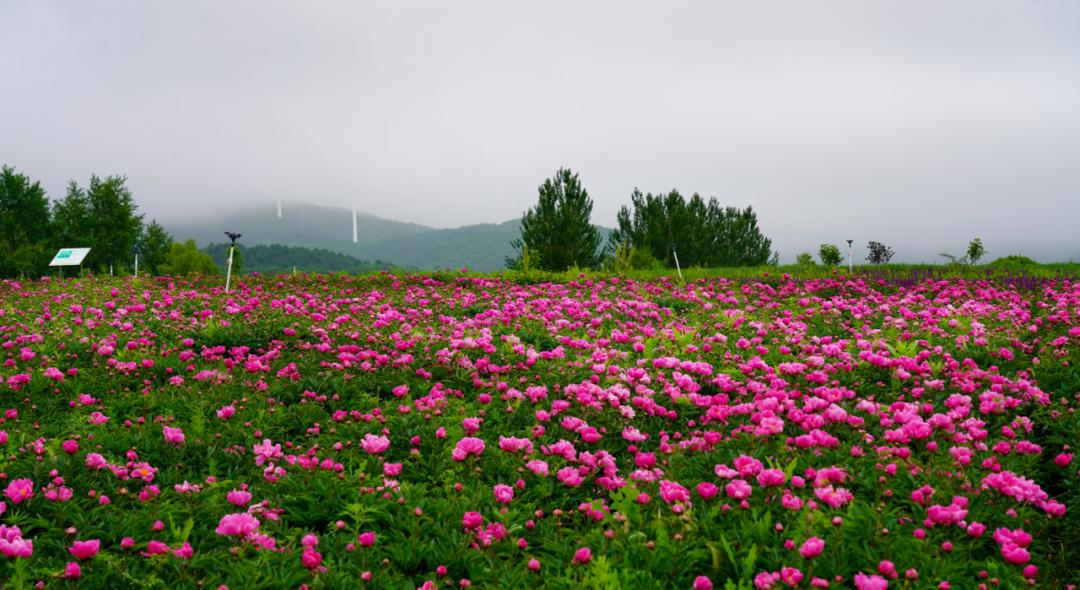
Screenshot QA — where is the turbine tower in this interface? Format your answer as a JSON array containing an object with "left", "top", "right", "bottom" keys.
[
  {"left": 277, "top": 198, "right": 282, "bottom": 218},
  {"left": 352, "top": 206, "right": 358, "bottom": 243}
]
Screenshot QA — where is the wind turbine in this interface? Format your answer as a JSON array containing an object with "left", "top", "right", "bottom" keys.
[{"left": 352, "top": 206, "right": 358, "bottom": 243}]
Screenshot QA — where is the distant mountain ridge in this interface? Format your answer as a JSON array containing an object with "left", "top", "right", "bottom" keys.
[{"left": 165, "top": 201, "right": 531, "bottom": 272}]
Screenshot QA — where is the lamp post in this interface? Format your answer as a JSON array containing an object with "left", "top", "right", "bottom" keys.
[
  {"left": 133, "top": 245, "right": 140, "bottom": 278},
  {"left": 225, "top": 232, "right": 242, "bottom": 293},
  {"left": 846, "top": 239, "right": 854, "bottom": 273}
]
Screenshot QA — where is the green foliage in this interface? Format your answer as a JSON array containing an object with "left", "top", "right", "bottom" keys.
[
  {"left": 0, "top": 166, "right": 54, "bottom": 277},
  {"left": 202, "top": 242, "right": 394, "bottom": 274},
  {"left": 509, "top": 168, "right": 603, "bottom": 271},
  {"left": 818, "top": 243, "right": 842, "bottom": 266},
  {"left": 941, "top": 237, "right": 987, "bottom": 267},
  {"left": 605, "top": 242, "right": 664, "bottom": 273},
  {"left": 988, "top": 254, "right": 1038, "bottom": 270},
  {"left": 967, "top": 237, "right": 986, "bottom": 264},
  {"left": 160, "top": 239, "right": 220, "bottom": 275},
  {"left": 608, "top": 189, "right": 774, "bottom": 267},
  {"left": 138, "top": 220, "right": 174, "bottom": 275},
  {"left": 795, "top": 252, "right": 816, "bottom": 266}
]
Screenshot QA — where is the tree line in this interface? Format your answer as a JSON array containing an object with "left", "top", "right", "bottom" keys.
[
  {"left": 1, "top": 164, "right": 404, "bottom": 279},
  {"left": 0, "top": 165, "right": 179, "bottom": 277},
  {"left": 508, "top": 168, "right": 775, "bottom": 272}
]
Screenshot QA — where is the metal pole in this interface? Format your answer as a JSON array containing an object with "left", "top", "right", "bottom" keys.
[
  {"left": 847, "top": 239, "right": 854, "bottom": 273},
  {"left": 134, "top": 253, "right": 139, "bottom": 278},
  {"left": 672, "top": 248, "right": 684, "bottom": 282},
  {"left": 225, "top": 246, "right": 234, "bottom": 293}
]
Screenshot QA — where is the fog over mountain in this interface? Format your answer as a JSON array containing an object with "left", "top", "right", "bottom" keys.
[{"left": 3, "top": 2, "right": 1079, "bottom": 262}]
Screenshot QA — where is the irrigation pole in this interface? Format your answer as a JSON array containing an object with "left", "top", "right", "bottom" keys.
[
  {"left": 225, "top": 246, "right": 234, "bottom": 293},
  {"left": 224, "top": 231, "right": 242, "bottom": 294}
]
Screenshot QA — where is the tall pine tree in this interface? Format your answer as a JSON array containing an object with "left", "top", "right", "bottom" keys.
[
  {"left": 508, "top": 168, "right": 602, "bottom": 271},
  {"left": 609, "top": 189, "right": 774, "bottom": 267}
]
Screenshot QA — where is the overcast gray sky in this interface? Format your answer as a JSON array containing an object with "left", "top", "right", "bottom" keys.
[{"left": 3, "top": 1, "right": 1079, "bottom": 261}]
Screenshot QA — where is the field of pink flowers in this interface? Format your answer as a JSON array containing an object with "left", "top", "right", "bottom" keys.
[{"left": 0, "top": 272, "right": 1077, "bottom": 589}]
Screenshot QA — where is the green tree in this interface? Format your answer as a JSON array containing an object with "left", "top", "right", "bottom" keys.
[
  {"left": 52, "top": 180, "right": 92, "bottom": 249},
  {"left": 87, "top": 175, "right": 143, "bottom": 272},
  {"left": 818, "top": 243, "right": 843, "bottom": 266},
  {"left": 137, "top": 220, "right": 174, "bottom": 275},
  {"left": 508, "top": 168, "right": 603, "bottom": 271},
  {"left": 54, "top": 175, "right": 143, "bottom": 272},
  {"left": 795, "top": 252, "right": 816, "bottom": 266},
  {"left": 160, "top": 239, "right": 220, "bottom": 275},
  {"left": 609, "top": 189, "right": 774, "bottom": 267},
  {"left": 0, "top": 166, "right": 54, "bottom": 277},
  {"left": 966, "top": 238, "right": 985, "bottom": 265}
]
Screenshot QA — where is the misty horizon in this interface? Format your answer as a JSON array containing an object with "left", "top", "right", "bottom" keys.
[{"left": 3, "top": 2, "right": 1079, "bottom": 263}]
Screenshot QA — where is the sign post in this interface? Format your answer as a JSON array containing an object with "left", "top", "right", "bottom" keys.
[{"left": 49, "top": 248, "right": 92, "bottom": 279}]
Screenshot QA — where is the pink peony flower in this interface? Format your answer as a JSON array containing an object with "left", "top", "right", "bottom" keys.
[
  {"left": 215, "top": 513, "right": 260, "bottom": 537},
  {"left": 358, "top": 531, "right": 376, "bottom": 547},
  {"left": 301, "top": 546, "right": 323, "bottom": 570},
  {"left": 360, "top": 433, "right": 391, "bottom": 454},
  {"left": 725, "top": 479, "right": 752, "bottom": 500},
  {"left": 493, "top": 484, "right": 514, "bottom": 504},
  {"left": 462, "top": 512, "right": 483, "bottom": 530},
  {"left": 69, "top": 539, "right": 100, "bottom": 560},
  {"left": 4, "top": 479, "right": 34, "bottom": 505},
  {"left": 853, "top": 573, "right": 889, "bottom": 590},
  {"left": 799, "top": 537, "right": 824, "bottom": 559},
  {"left": 163, "top": 425, "right": 185, "bottom": 445},
  {"left": 226, "top": 489, "right": 252, "bottom": 507},
  {"left": 573, "top": 547, "right": 592, "bottom": 564},
  {"left": 452, "top": 437, "right": 485, "bottom": 461}
]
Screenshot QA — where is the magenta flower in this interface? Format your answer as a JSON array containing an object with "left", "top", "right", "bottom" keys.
[
  {"left": 799, "top": 537, "right": 824, "bottom": 559},
  {"left": 725, "top": 479, "right": 752, "bottom": 500},
  {"left": 69, "top": 539, "right": 100, "bottom": 560},
  {"left": 301, "top": 546, "right": 323, "bottom": 570},
  {"left": 358, "top": 531, "right": 376, "bottom": 547},
  {"left": 226, "top": 489, "right": 252, "bottom": 507},
  {"left": 0, "top": 525, "right": 33, "bottom": 558},
  {"left": 162, "top": 425, "right": 185, "bottom": 445},
  {"left": 572, "top": 547, "right": 592, "bottom": 564},
  {"left": 693, "top": 576, "right": 713, "bottom": 590},
  {"left": 65, "top": 561, "right": 81, "bottom": 578},
  {"left": 697, "top": 482, "right": 719, "bottom": 500},
  {"left": 452, "top": 437, "right": 485, "bottom": 461},
  {"left": 361, "top": 433, "right": 391, "bottom": 454},
  {"left": 853, "top": 573, "right": 889, "bottom": 590},
  {"left": 462, "top": 512, "right": 483, "bottom": 531},
  {"left": 1000, "top": 543, "right": 1031, "bottom": 565},
  {"left": 493, "top": 484, "right": 514, "bottom": 504},
  {"left": 4, "top": 479, "right": 34, "bottom": 505},
  {"left": 215, "top": 513, "right": 260, "bottom": 537}
]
